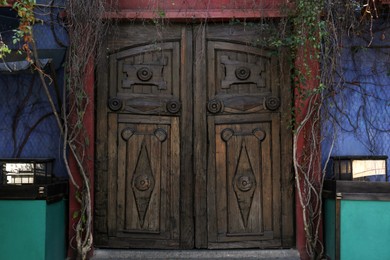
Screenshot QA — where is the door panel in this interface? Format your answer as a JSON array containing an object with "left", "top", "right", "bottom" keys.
[
  {"left": 207, "top": 115, "right": 281, "bottom": 248},
  {"left": 95, "top": 23, "right": 293, "bottom": 249},
  {"left": 203, "top": 32, "right": 284, "bottom": 247},
  {"left": 96, "top": 25, "right": 191, "bottom": 248},
  {"left": 108, "top": 115, "right": 180, "bottom": 241}
]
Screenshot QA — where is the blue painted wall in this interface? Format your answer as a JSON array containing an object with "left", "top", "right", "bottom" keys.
[
  {"left": 0, "top": 0, "right": 68, "bottom": 178},
  {"left": 322, "top": 19, "right": 390, "bottom": 179}
]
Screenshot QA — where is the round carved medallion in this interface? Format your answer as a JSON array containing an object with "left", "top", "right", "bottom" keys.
[
  {"left": 235, "top": 66, "right": 251, "bottom": 80},
  {"left": 207, "top": 99, "right": 223, "bottom": 114},
  {"left": 235, "top": 175, "right": 255, "bottom": 192},
  {"left": 108, "top": 97, "right": 122, "bottom": 111},
  {"left": 166, "top": 100, "right": 181, "bottom": 114},
  {"left": 134, "top": 175, "right": 152, "bottom": 191},
  {"left": 265, "top": 96, "right": 280, "bottom": 111},
  {"left": 137, "top": 67, "right": 153, "bottom": 81}
]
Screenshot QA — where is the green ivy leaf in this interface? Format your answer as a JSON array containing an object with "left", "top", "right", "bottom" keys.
[{"left": 73, "top": 210, "right": 80, "bottom": 219}]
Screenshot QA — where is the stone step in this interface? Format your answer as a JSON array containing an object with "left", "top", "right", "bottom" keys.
[{"left": 91, "top": 249, "right": 300, "bottom": 259}]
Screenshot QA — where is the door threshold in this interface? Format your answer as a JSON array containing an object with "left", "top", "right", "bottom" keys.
[{"left": 91, "top": 248, "right": 300, "bottom": 259}]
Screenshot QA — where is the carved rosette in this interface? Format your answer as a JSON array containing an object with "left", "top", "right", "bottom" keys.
[
  {"left": 166, "top": 100, "right": 181, "bottom": 114},
  {"left": 235, "top": 66, "right": 251, "bottom": 80},
  {"left": 207, "top": 99, "right": 224, "bottom": 114},
  {"left": 108, "top": 97, "right": 122, "bottom": 111},
  {"left": 232, "top": 144, "right": 257, "bottom": 227},
  {"left": 235, "top": 175, "right": 255, "bottom": 192},
  {"left": 220, "top": 55, "right": 266, "bottom": 89},
  {"left": 264, "top": 96, "right": 280, "bottom": 111},
  {"left": 122, "top": 56, "right": 168, "bottom": 90},
  {"left": 131, "top": 143, "right": 155, "bottom": 227},
  {"left": 134, "top": 175, "right": 153, "bottom": 191},
  {"left": 137, "top": 67, "right": 153, "bottom": 81}
]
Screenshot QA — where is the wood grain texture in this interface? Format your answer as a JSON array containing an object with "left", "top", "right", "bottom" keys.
[{"left": 95, "top": 23, "right": 294, "bottom": 249}]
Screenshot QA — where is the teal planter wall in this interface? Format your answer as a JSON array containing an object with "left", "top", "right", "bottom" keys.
[
  {"left": 0, "top": 200, "right": 66, "bottom": 260},
  {"left": 324, "top": 198, "right": 390, "bottom": 260},
  {"left": 340, "top": 200, "right": 390, "bottom": 260},
  {"left": 324, "top": 199, "right": 336, "bottom": 260}
]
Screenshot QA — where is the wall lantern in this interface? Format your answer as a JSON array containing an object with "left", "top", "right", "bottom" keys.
[
  {"left": 0, "top": 159, "right": 67, "bottom": 200},
  {"left": 330, "top": 156, "right": 388, "bottom": 182},
  {"left": 1, "top": 159, "right": 54, "bottom": 185}
]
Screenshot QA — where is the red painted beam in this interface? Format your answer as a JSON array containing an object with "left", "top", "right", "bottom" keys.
[
  {"left": 114, "top": 0, "right": 287, "bottom": 10},
  {"left": 106, "top": 0, "right": 291, "bottom": 19},
  {"left": 105, "top": 9, "right": 284, "bottom": 20}
]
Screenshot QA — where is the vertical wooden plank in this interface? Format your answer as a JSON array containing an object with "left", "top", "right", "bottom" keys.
[
  {"left": 262, "top": 123, "right": 273, "bottom": 233},
  {"left": 159, "top": 124, "right": 168, "bottom": 235},
  {"left": 279, "top": 48, "right": 294, "bottom": 247},
  {"left": 172, "top": 42, "right": 181, "bottom": 98},
  {"left": 170, "top": 118, "right": 180, "bottom": 240},
  {"left": 95, "top": 40, "right": 110, "bottom": 243},
  {"left": 180, "top": 26, "right": 194, "bottom": 248},
  {"left": 226, "top": 133, "right": 240, "bottom": 235},
  {"left": 109, "top": 54, "right": 118, "bottom": 98},
  {"left": 194, "top": 25, "right": 208, "bottom": 248},
  {"left": 208, "top": 117, "right": 218, "bottom": 242},
  {"left": 107, "top": 113, "right": 118, "bottom": 236},
  {"left": 246, "top": 125, "right": 262, "bottom": 234},
  {"left": 124, "top": 128, "right": 141, "bottom": 230},
  {"left": 272, "top": 114, "right": 282, "bottom": 239},
  {"left": 149, "top": 124, "right": 161, "bottom": 231},
  {"left": 116, "top": 124, "right": 126, "bottom": 230}
]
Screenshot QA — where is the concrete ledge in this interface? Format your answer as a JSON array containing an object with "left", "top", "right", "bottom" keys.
[{"left": 92, "top": 249, "right": 300, "bottom": 259}]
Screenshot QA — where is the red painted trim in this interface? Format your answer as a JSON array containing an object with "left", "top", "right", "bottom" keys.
[
  {"left": 104, "top": 9, "right": 284, "bottom": 20},
  {"left": 294, "top": 43, "right": 322, "bottom": 260},
  {"left": 67, "top": 58, "right": 95, "bottom": 259},
  {"left": 115, "top": 0, "right": 287, "bottom": 10},
  {"left": 106, "top": 0, "right": 291, "bottom": 19}
]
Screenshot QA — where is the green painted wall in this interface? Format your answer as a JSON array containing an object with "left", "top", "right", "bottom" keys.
[
  {"left": 46, "top": 200, "right": 67, "bottom": 260},
  {"left": 324, "top": 199, "right": 336, "bottom": 260},
  {"left": 340, "top": 200, "right": 390, "bottom": 260},
  {"left": 0, "top": 200, "right": 66, "bottom": 260}
]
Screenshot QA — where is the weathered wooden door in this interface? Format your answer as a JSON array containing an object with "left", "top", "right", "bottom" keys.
[{"left": 95, "top": 24, "right": 293, "bottom": 249}]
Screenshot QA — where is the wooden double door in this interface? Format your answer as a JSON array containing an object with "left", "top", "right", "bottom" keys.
[{"left": 95, "top": 24, "right": 294, "bottom": 249}]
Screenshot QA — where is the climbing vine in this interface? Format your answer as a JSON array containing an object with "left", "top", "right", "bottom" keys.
[
  {"left": 276, "top": 1, "right": 390, "bottom": 259},
  {"left": 0, "top": 0, "right": 111, "bottom": 259}
]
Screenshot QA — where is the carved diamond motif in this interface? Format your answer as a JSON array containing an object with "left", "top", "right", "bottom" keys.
[
  {"left": 233, "top": 143, "right": 257, "bottom": 227},
  {"left": 131, "top": 142, "right": 155, "bottom": 227}
]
